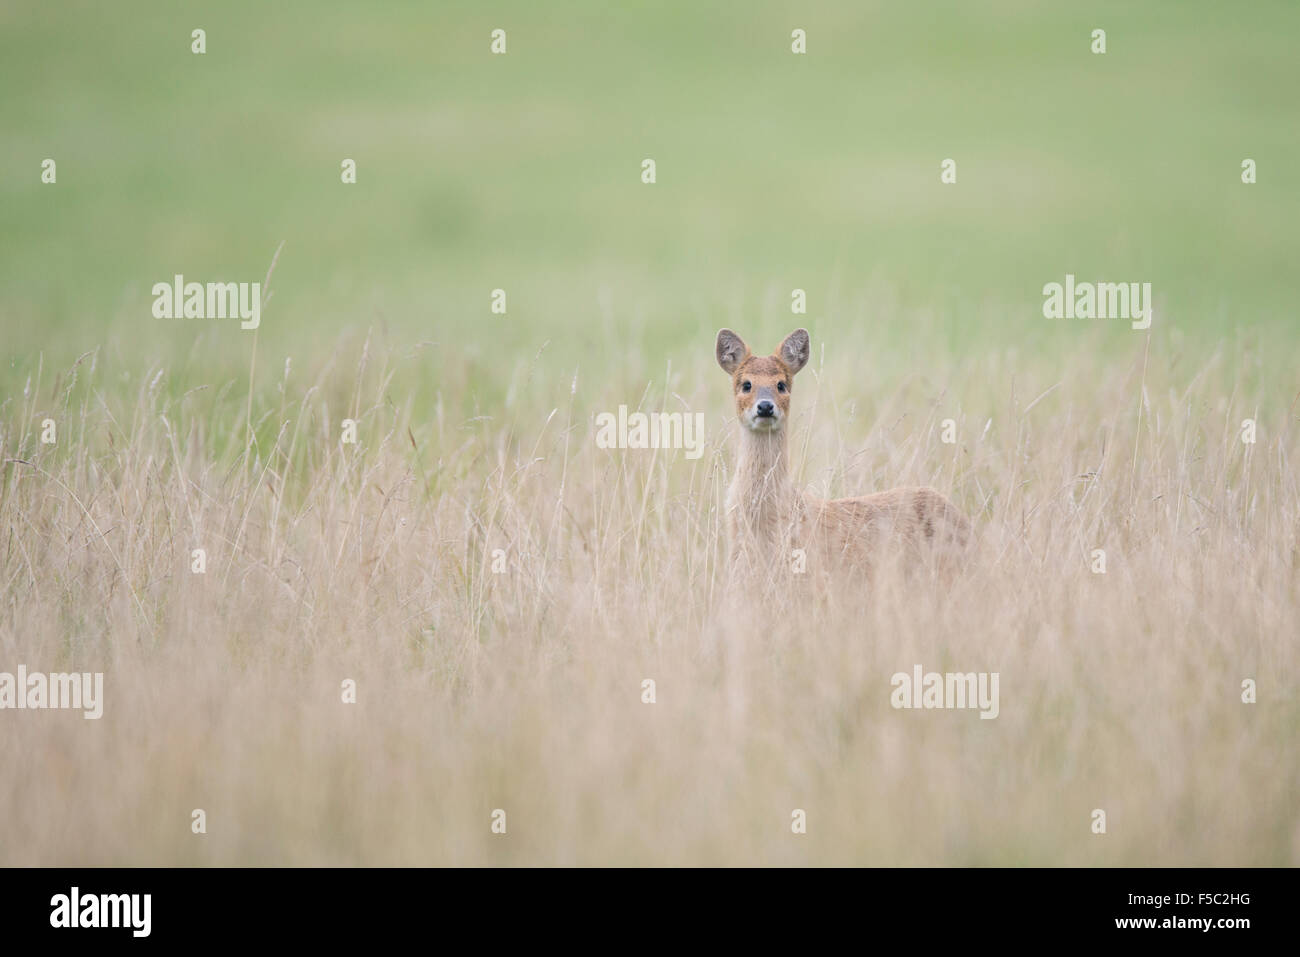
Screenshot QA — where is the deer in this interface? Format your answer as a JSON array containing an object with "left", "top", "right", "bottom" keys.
[{"left": 715, "top": 327, "right": 970, "bottom": 587}]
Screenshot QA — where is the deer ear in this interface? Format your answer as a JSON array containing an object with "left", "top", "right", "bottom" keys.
[
  {"left": 715, "top": 329, "right": 749, "bottom": 374},
  {"left": 778, "top": 328, "right": 810, "bottom": 374}
]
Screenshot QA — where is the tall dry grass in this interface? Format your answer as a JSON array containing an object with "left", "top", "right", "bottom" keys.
[{"left": 1, "top": 322, "right": 1296, "bottom": 865}]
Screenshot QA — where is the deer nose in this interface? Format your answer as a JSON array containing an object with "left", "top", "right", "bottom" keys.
[{"left": 755, "top": 400, "right": 775, "bottom": 417}]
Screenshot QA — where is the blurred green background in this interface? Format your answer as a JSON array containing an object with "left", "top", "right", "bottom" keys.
[{"left": 2, "top": 0, "right": 1297, "bottom": 397}]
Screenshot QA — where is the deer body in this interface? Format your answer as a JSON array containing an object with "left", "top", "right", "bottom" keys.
[{"left": 717, "top": 328, "right": 970, "bottom": 583}]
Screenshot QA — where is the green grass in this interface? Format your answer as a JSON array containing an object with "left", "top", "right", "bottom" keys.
[{"left": 2, "top": 0, "right": 1297, "bottom": 381}]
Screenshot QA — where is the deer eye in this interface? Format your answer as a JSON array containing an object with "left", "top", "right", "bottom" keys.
[
  {"left": 777, "top": 381, "right": 787, "bottom": 393},
  {"left": 741, "top": 381, "right": 752, "bottom": 392}
]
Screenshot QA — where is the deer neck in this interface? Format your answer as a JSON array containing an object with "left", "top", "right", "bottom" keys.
[{"left": 728, "top": 427, "right": 798, "bottom": 544}]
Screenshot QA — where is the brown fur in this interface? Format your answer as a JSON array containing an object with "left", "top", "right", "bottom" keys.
[{"left": 716, "top": 327, "right": 971, "bottom": 585}]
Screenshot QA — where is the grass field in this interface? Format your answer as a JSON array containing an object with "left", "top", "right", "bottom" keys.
[{"left": 1, "top": 1, "right": 1298, "bottom": 864}]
